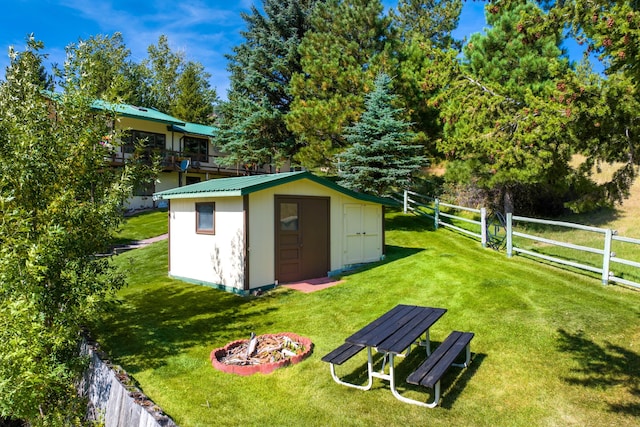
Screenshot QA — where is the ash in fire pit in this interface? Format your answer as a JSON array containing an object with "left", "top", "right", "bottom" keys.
[{"left": 210, "top": 332, "right": 313, "bottom": 376}]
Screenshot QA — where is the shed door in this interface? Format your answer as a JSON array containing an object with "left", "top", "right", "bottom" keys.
[
  {"left": 344, "top": 204, "right": 381, "bottom": 265},
  {"left": 275, "top": 196, "right": 329, "bottom": 283}
]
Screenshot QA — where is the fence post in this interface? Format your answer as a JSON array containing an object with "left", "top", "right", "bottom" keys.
[
  {"left": 506, "top": 213, "right": 513, "bottom": 258},
  {"left": 602, "top": 229, "right": 613, "bottom": 285},
  {"left": 434, "top": 198, "right": 439, "bottom": 230},
  {"left": 403, "top": 189, "right": 408, "bottom": 214},
  {"left": 480, "top": 207, "right": 487, "bottom": 248}
]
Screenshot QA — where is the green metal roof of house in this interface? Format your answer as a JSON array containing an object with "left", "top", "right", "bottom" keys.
[
  {"left": 153, "top": 171, "right": 398, "bottom": 206},
  {"left": 171, "top": 122, "right": 217, "bottom": 137},
  {"left": 91, "top": 100, "right": 186, "bottom": 126}
]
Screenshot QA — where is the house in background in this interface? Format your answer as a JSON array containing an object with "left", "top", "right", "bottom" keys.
[
  {"left": 153, "top": 171, "right": 397, "bottom": 295},
  {"left": 92, "top": 100, "right": 283, "bottom": 211}
]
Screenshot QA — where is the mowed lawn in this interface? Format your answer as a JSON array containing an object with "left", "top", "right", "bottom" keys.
[{"left": 92, "top": 212, "right": 640, "bottom": 427}]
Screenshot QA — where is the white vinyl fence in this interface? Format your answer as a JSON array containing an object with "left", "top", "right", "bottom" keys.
[
  {"left": 400, "top": 190, "right": 640, "bottom": 290},
  {"left": 400, "top": 190, "right": 489, "bottom": 246}
]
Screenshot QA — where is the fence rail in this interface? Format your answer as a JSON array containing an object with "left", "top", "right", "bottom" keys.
[
  {"left": 401, "top": 190, "right": 488, "bottom": 246},
  {"left": 401, "top": 190, "right": 640, "bottom": 290}
]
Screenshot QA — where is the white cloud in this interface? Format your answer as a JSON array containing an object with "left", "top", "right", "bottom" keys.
[{"left": 56, "top": 0, "right": 249, "bottom": 96}]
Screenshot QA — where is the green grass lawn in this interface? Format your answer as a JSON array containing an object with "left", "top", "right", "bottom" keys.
[
  {"left": 112, "top": 208, "right": 168, "bottom": 244},
  {"left": 92, "top": 211, "right": 640, "bottom": 426}
]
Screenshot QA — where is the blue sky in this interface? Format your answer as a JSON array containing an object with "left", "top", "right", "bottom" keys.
[{"left": 1, "top": 1, "right": 590, "bottom": 100}]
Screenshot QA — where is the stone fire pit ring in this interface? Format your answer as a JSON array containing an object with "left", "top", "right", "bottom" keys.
[{"left": 210, "top": 332, "right": 313, "bottom": 376}]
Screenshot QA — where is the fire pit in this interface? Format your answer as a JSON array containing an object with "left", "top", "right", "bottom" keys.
[{"left": 210, "top": 332, "right": 313, "bottom": 376}]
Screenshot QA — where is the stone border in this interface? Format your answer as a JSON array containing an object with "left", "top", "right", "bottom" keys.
[{"left": 210, "top": 332, "right": 313, "bottom": 376}]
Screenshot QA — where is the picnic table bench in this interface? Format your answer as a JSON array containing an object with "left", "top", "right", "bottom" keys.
[
  {"left": 405, "top": 330, "right": 474, "bottom": 408},
  {"left": 322, "top": 305, "right": 474, "bottom": 408}
]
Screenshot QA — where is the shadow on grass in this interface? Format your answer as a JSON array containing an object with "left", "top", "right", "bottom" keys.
[
  {"left": 556, "top": 328, "right": 640, "bottom": 416},
  {"left": 324, "top": 343, "right": 485, "bottom": 409},
  {"left": 386, "top": 213, "right": 436, "bottom": 232},
  {"left": 95, "top": 285, "right": 273, "bottom": 374},
  {"left": 335, "top": 245, "right": 426, "bottom": 280},
  {"left": 393, "top": 344, "right": 485, "bottom": 409}
]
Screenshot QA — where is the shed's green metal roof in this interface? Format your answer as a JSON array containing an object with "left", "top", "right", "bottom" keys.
[
  {"left": 153, "top": 171, "right": 398, "bottom": 206},
  {"left": 171, "top": 122, "right": 217, "bottom": 138},
  {"left": 91, "top": 100, "right": 186, "bottom": 126}
]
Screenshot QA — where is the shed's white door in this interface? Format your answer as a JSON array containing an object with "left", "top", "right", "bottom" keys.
[{"left": 343, "top": 204, "right": 381, "bottom": 265}]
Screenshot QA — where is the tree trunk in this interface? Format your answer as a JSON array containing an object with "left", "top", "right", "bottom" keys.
[{"left": 503, "top": 186, "right": 514, "bottom": 214}]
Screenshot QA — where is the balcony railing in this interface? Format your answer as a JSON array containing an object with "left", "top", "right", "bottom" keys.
[{"left": 108, "top": 149, "right": 272, "bottom": 176}]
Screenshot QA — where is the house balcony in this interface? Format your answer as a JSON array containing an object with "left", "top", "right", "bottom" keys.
[{"left": 107, "top": 149, "right": 272, "bottom": 176}]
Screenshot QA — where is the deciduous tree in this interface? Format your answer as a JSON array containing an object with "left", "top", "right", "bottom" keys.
[
  {"left": 60, "top": 32, "right": 147, "bottom": 104},
  {"left": 144, "top": 34, "right": 185, "bottom": 114},
  {"left": 0, "top": 38, "right": 132, "bottom": 425}
]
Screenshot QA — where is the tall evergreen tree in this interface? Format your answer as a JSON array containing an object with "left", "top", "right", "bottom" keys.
[
  {"left": 338, "top": 73, "right": 426, "bottom": 195},
  {"left": 287, "top": 0, "right": 392, "bottom": 169},
  {"left": 514, "top": 0, "right": 640, "bottom": 209},
  {"left": 172, "top": 61, "right": 217, "bottom": 124},
  {"left": 437, "top": 1, "right": 575, "bottom": 213},
  {"left": 217, "top": 0, "right": 320, "bottom": 171},
  {"left": 391, "top": 0, "right": 462, "bottom": 48},
  {"left": 390, "top": 0, "right": 463, "bottom": 156}
]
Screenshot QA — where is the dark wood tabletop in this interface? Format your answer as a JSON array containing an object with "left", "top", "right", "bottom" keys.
[{"left": 345, "top": 304, "right": 446, "bottom": 354}]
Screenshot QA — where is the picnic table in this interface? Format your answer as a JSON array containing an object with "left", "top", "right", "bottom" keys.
[{"left": 322, "top": 304, "right": 447, "bottom": 404}]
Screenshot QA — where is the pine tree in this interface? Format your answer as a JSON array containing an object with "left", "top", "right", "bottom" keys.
[
  {"left": 391, "top": 0, "right": 462, "bottom": 49},
  {"left": 287, "top": 0, "right": 392, "bottom": 169},
  {"left": 338, "top": 73, "right": 426, "bottom": 196},
  {"left": 172, "top": 61, "right": 217, "bottom": 124},
  {"left": 390, "top": 0, "right": 463, "bottom": 156},
  {"left": 217, "top": 0, "right": 319, "bottom": 170},
  {"left": 437, "top": 1, "right": 574, "bottom": 214}
]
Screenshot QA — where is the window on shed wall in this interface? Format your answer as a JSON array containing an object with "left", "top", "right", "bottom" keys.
[{"left": 196, "top": 202, "right": 215, "bottom": 234}]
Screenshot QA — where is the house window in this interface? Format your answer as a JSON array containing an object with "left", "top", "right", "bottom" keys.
[
  {"left": 196, "top": 202, "right": 215, "bottom": 234},
  {"left": 183, "top": 136, "right": 208, "bottom": 163},
  {"left": 124, "top": 130, "right": 166, "bottom": 154}
]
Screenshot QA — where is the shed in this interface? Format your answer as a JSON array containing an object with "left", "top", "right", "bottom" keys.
[{"left": 153, "top": 171, "right": 396, "bottom": 295}]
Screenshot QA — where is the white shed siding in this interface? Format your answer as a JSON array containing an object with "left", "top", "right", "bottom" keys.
[
  {"left": 247, "top": 191, "right": 275, "bottom": 288},
  {"left": 169, "top": 197, "right": 246, "bottom": 291},
  {"left": 164, "top": 175, "right": 385, "bottom": 293},
  {"left": 247, "top": 179, "right": 383, "bottom": 286}
]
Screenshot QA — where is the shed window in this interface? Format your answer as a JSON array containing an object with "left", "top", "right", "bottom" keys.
[{"left": 196, "top": 202, "right": 215, "bottom": 234}]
